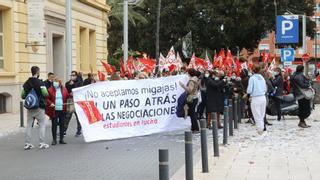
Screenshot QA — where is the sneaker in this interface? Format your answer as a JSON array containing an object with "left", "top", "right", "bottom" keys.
[
  {"left": 39, "top": 143, "right": 49, "bottom": 149},
  {"left": 24, "top": 143, "right": 34, "bottom": 150}
]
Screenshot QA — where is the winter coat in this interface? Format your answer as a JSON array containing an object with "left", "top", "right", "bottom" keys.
[
  {"left": 272, "top": 74, "right": 284, "bottom": 97},
  {"left": 46, "top": 86, "right": 69, "bottom": 119},
  {"left": 290, "top": 72, "right": 311, "bottom": 98},
  {"left": 205, "top": 78, "right": 226, "bottom": 113}
]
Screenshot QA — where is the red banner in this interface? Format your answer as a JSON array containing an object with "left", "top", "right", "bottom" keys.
[{"left": 77, "top": 101, "right": 103, "bottom": 124}]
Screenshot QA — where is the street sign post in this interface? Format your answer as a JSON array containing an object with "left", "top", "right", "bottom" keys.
[
  {"left": 276, "top": 15, "right": 299, "bottom": 44},
  {"left": 280, "top": 48, "right": 295, "bottom": 62}
]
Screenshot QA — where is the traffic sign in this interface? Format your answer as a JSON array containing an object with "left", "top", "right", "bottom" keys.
[
  {"left": 280, "top": 48, "right": 295, "bottom": 62},
  {"left": 302, "top": 53, "right": 310, "bottom": 61},
  {"left": 276, "top": 15, "right": 299, "bottom": 44},
  {"left": 283, "top": 61, "right": 292, "bottom": 67}
]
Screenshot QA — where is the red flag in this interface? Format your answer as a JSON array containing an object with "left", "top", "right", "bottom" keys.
[
  {"left": 188, "top": 53, "right": 196, "bottom": 69},
  {"left": 195, "top": 57, "right": 208, "bottom": 69},
  {"left": 235, "top": 58, "right": 241, "bottom": 76},
  {"left": 168, "top": 64, "right": 176, "bottom": 72},
  {"left": 138, "top": 58, "right": 156, "bottom": 72},
  {"left": 127, "top": 56, "right": 134, "bottom": 79},
  {"left": 225, "top": 50, "right": 233, "bottom": 67},
  {"left": 97, "top": 71, "right": 105, "bottom": 81},
  {"left": 218, "top": 49, "right": 226, "bottom": 67},
  {"left": 120, "top": 60, "right": 125, "bottom": 78},
  {"left": 100, "top": 60, "right": 115, "bottom": 75},
  {"left": 76, "top": 101, "right": 103, "bottom": 124}
]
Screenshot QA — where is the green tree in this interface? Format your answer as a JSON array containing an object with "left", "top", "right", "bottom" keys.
[{"left": 107, "top": 0, "right": 316, "bottom": 59}]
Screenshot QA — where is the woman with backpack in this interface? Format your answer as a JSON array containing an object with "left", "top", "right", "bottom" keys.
[
  {"left": 179, "top": 69, "right": 200, "bottom": 133},
  {"left": 46, "top": 78, "right": 69, "bottom": 145}
]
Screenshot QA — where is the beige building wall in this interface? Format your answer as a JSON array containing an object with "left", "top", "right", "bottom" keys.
[{"left": 0, "top": 0, "right": 110, "bottom": 113}]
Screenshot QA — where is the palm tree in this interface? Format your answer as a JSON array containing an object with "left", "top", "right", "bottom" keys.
[{"left": 106, "top": 0, "right": 148, "bottom": 27}]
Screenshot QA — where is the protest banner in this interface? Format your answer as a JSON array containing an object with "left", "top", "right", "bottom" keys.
[{"left": 73, "top": 75, "right": 191, "bottom": 142}]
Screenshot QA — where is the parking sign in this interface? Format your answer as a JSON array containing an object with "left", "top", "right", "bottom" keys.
[
  {"left": 280, "top": 48, "right": 295, "bottom": 62},
  {"left": 276, "top": 15, "right": 299, "bottom": 44}
]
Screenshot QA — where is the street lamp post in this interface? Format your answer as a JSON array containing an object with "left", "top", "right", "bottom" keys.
[
  {"left": 123, "top": 0, "right": 129, "bottom": 69},
  {"left": 66, "top": 0, "right": 72, "bottom": 81}
]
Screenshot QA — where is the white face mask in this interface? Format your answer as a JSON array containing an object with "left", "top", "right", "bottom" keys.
[
  {"left": 231, "top": 76, "right": 236, "bottom": 79},
  {"left": 214, "top": 77, "right": 220, "bottom": 81},
  {"left": 205, "top": 74, "right": 209, "bottom": 78},
  {"left": 53, "top": 82, "right": 59, "bottom": 88},
  {"left": 248, "top": 73, "right": 252, "bottom": 76}
]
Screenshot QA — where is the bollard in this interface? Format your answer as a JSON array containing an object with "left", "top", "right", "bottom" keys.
[
  {"left": 20, "top": 101, "right": 24, "bottom": 128},
  {"left": 237, "top": 98, "right": 242, "bottom": 123},
  {"left": 159, "top": 149, "right": 169, "bottom": 180},
  {"left": 185, "top": 131, "right": 193, "bottom": 180},
  {"left": 223, "top": 106, "right": 229, "bottom": 145},
  {"left": 200, "top": 120, "right": 209, "bottom": 173},
  {"left": 233, "top": 99, "right": 238, "bottom": 129},
  {"left": 228, "top": 99, "right": 233, "bottom": 136},
  {"left": 212, "top": 112, "right": 220, "bottom": 157}
]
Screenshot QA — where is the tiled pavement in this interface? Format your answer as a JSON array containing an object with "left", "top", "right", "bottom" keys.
[{"left": 171, "top": 106, "right": 320, "bottom": 180}]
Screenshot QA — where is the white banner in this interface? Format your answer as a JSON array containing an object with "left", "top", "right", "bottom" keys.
[{"left": 73, "top": 75, "right": 190, "bottom": 142}]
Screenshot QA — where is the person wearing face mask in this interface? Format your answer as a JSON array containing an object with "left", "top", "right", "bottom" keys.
[
  {"left": 44, "top": 72, "right": 55, "bottom": 89},
  {"left": 205, "top": 71, "right": 226, "bottom": 128},
  {"left": 21, "top": 66, "right": 49, "bottom": 150},
  {"left": 46, "top": 78, "right": 69, "bottom": 145},
  {"left": 65, "top": 71, "right": 83, "bottom": 137},
  {"left": 271, "top": 68, "right": 284, "bottom": 121}
]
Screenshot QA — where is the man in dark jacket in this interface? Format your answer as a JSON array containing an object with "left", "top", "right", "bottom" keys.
[
  {"left": 65, "top": 71, "right": 83, "bottom": 137},
  {"left": 290, "top": 65, "right": 312, "bottom": 128},
  {"left": 83, "top": 73, "right": 96, "bottom": 86},
  {"left": 21, "top": 66, "right": 49, "bottom": 150},
  {"left": 271, "top": 67, "right": 284, "bottom": 121},
  {"left": 44, "top": 72, "right": 55, "bottom": 89}
]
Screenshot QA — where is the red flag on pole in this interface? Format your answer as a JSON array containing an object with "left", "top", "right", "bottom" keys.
[
  {"left": 120, "top": 60, "right": 125, "bottom": 78},
  {"left": 100, "top": 60, "right": 115, "bottom": 75},
  {"left": 97, "top": 70, "right": 105, "bottom": 81}
]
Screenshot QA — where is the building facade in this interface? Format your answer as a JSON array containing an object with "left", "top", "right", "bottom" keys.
[{"left": 0, "top": 0, "right": 110, "bottom": 113}]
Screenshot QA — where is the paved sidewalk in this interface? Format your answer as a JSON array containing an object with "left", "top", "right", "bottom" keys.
[
  {"left": 0, "top": 111, "right": 51, "bottom": 138},
  {"left": 171, "top": 106, "right": 320, "bottom": 180},
  {"left": 0, "top": 113, "right": 24, "bottom": 138}
]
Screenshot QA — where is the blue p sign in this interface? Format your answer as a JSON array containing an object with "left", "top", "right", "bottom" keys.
[
  {"left": 280, "top": 48, "right": 295, "bottom": 62},
  {"left": 276, "top": 15, "right": 299, "bottom": 44}
]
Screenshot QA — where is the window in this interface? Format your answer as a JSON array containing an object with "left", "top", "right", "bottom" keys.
[
  {"left": 89, "top": 30, "right": 96, "bottom": 71},
  {"left": 0, "top": 11, "right": 3, "bottom": 70},
  {"left": 316, "top": 4, "right": 320, "bottom": 12},
  {"left": 313, "top": 45, "right": 320, "bottom": 55},
  {"left": 77, "top": 26, "right": 96, "bottom": 72},
  {"left": 259, "top": 44, "right": 270, "bottom": 54}
]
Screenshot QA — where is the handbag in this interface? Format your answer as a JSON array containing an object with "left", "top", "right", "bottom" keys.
[{"left": 298, "top": 87, "right": 315, "bottom": 100}]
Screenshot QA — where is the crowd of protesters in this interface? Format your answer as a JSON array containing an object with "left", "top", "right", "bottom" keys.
[{"left": 21, "top": 58, "right": 316, "bottom": 149}]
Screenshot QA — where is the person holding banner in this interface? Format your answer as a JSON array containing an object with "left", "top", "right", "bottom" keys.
[
  {"left": 179, "top": 69, "right": 200, "bottom": 133},
  {"left": 65, "top": 71, "right": 83, "bottom": 137},
  {"left": 46, "top": 78, "right": 69, "bottom": 145}
]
